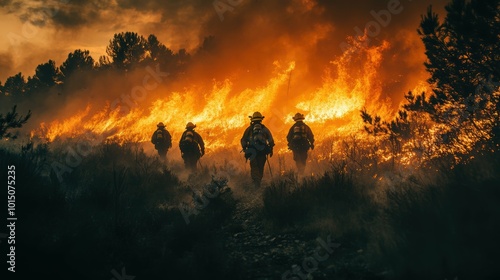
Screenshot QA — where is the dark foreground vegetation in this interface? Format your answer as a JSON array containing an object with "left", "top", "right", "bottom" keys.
[
  {"left": 1, "top": 0, "right": 499, "bottom": 279},
  {"left": 1, "top": 139, "right": 499, "bottom": 279},
  {"left": 1, "top": 142, "right": 243, "bottom": 279},
  {"left": 264, "top": 152, "right": 500, "bottom": 279}
]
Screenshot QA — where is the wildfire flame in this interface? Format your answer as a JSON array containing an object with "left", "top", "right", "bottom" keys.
[{"left": 33, "top": 40, "right": 401, "bottom": 159}]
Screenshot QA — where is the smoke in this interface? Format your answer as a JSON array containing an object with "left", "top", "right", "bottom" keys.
[
  {"left": 0, "top": 51, "right": 14, "bottom": 81},
  {"left": 0, "top": 0, "right": 449, "bottom": 148},
  {"left": 187, "top": 0, "right": 447, "bottom": 103},
  {"left": 1, "top": 0, "right": 447, "bottom": 80}
]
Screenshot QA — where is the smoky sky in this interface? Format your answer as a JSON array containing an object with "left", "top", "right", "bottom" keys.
[
  {"left": 1, "top": 0, "right": 448, "bottom": 104},
  {"left": 3, "top": 0, "right": 445, "bottom": 29},
  {"left": 0, "top": 52, "right": 14, "bottom": 80}
]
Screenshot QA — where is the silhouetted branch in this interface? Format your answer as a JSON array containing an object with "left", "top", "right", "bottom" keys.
[{"left": 0, "top": 105, "right": 31, "bottom": 139}]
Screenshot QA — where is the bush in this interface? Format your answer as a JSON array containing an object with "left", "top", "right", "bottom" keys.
[
  {"left": 263, "top": 168, "right": 378, "bottom": 238},
  {"left": 1, "top": 141, "right": 243, "bottom": 279},
  {"left": 379, "top": 156, "right": 500, "bottom": 279}
]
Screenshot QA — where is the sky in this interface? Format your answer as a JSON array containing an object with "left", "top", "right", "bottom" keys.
[
  {"left": 0, "top": 0, "right": 212, "bottom": 81},
  {"left": 0, "top": 0, "right": 447, "bottom": 83},
  {"left": 0, "top": 0, "right": 455, "bottom": 150}
]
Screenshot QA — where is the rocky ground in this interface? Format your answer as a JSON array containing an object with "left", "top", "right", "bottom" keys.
[{"left": 217, "top": 187, "right": 384, "bottom": 280}]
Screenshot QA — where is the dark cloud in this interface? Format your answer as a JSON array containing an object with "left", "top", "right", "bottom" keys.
[
  {"left": 51, "top": 7, "right": 93, "bottom": 27},
  {"left": 0, "top": 0, "right": 12, "bottom": 7},
  {"left": 16, "top": 2, "right": 90, "bottom": 27},
  {"left": 2, "top": 0, "right": 447, "bottom": 34},
  {"left": 0, "top": 0, "right": 450, "bottom": 105},
  {"left": 2, "top": 0, "right": 213, "bottom": 30},
  {"left": 1, "top": 0, "right": 21, "bottom": 13}
]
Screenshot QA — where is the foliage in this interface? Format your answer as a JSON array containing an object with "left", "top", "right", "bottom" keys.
[
  {"left": 146, "top": 34, "right": 174, "bottom": 65},
  {"left": 0, "top": 142, "right": 241, "bottom": 279},
  {"left": 263, "top": 168, "right": 377, "bottom": 237},
  {"left": 33, "top": 59, "right": 61, "bottom": 88},
  {"left": 361, "top": 0, "right": 500, "bottom": 167},
  {"left": 378, "top": 157, "right": 500, "bottom": 279},
  {"left": 1, "top": 72, "right": 25, "bottom": 96},
  {"left": 60, "top": 49, "right": 95, "bottom": 79},
  {"left": 416, "top": 0, "right": 500, "bottom": 150},
  {"left": 106, "top": 32, "right": 149, "bottom": 70},
  {"left": 0, "top": 105, "right": 31, "bottom": 139},
  {"left": 0, "top": 31, "right": 195, "bottom": 104}
]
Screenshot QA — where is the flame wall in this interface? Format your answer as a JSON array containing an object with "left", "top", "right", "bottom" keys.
[{"left": 16, "top": 0, "right": 446, "bottom": 157}]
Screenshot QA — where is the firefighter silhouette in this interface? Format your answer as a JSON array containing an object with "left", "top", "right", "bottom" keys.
[
  {"left": 287, "top": 113, "right": 314, "bottom": 174},
  {"left": 241, "top": 112, "right": 275, "bottom": 187},
  {"left": 151, "top": 122, "right": 172, "bottom": 162},
  {"left": 179, "top": 122, "right": 205, "bottom": 172}
]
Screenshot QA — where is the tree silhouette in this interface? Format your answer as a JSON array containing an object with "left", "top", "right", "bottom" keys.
[
  {"left": 31, "top": 60, "right": 61, "bottom": 89},
  {"left": 197, "top": 36, "right": 216, "bottom": 54},
  {"left": 0, "top": 32, "right": 188, "bottom": 104},
  {"left": 174, "top": 48, "right": 191, "bottom": 73},
  {"left": 360, "top": 1, "right": 500, "bottom": 163},
  {"left": 60, "top": 49, "right": 95, "bottom": 79},
  {"left": 416, "top": 0, "right": 500, "bottom": 148},
  {"left": 1, "top": 73, "right": 26, "bottom": 97},
  {"left": 106, "top": 32, "right": 148, "bottom": 70},
  {"left": 25, "top": 76, "right": 39, "bottom": 94},
  {"left": 146, "top": 34, "right": 173, "bottom": 63},
  {"left": 97, "top": 55, "right": 112, "bottom": 70},
  {"left": 0, "top": 105, "right": 31, "bottom": 139}
]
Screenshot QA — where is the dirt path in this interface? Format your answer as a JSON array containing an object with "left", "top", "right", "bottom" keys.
[{"left": 221, "top": 189, "right": 332, "bottom": 280}]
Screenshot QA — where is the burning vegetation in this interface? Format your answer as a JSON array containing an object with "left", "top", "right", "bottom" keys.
[{"left": 0, "top": 0, "right": 499, "bottom": 279}]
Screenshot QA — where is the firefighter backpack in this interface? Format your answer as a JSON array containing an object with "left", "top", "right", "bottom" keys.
[
  {"left": 180, "top": 130, "right": 199, "bottom": 153},
  {"left": 290, "top": 123, "right": 310, "bottom": 150}
]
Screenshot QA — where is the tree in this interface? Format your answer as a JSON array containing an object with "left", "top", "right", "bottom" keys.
[
  {"left": 106, "top": 32, "right": 148, "bottom": 70},
  {"left": 174, "top": 48, "right": 191, "bottom": 73},
  {"left": 2, "top": 73, "right": 26, "bottom": 96},
  {"left": 32, "top": 60, "right": 61, "bottom": 89},
  {"left": 60, "top": 49, "right": 95, "bottom": 79},
  {"left": 96, "top": 55, "right": 112, "bottom": 70},
  {"left": 25, "top": 76, "right": 39, "bottom": 94},
  {"left": 146, "top": 34, "right": 173, "bottom": 64},
  {"left": 197, "top": 36, "right": 216, "bottom": 54},
  {"left": 0, "top": 105, "right": 31, "bottom": 139},
  {"left": 359, "top": 0, "right": 499, "bottom": 167},
  {"left": 414, "top": 0, "right": 500, "bottom": 152},
  {"left": 420, "top": 1, "right": 499, "bottom": 101}
]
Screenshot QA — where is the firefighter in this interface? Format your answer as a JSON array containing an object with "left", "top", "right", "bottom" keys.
[
  {"left": 151, "top": 122, "right": 172, "bottom": 161},
  {"left": 287, "top": 113, "right": 314, "bottom": 174},
  {"left": 241, "top": 112, "right": 275, "bottom": 187},
  {"left": 179, "top": 122, "right": 205, "bottom": 172}
]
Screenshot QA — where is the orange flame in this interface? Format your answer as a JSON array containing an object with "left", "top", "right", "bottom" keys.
[{"left": 33, "top": 41, "right": 400, "bottom": 158}]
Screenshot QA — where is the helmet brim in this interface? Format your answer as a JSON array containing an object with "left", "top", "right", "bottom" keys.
[{"left": 249, "top": 116, "right": 265, "bottom": 121}]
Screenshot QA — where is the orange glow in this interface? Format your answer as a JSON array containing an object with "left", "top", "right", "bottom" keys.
[{"left": 31, "top": 39, "right": 434, "bottom": 166}]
